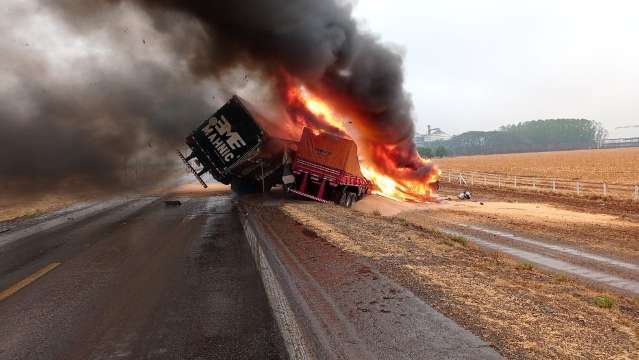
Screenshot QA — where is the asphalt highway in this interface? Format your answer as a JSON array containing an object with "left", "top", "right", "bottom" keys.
[{"left": 0, "top": 194, "right": 285, "bottom": 360}]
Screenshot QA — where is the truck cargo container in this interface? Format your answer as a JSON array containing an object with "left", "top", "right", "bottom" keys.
[{"left": 178, "top": 95, "right": 297, "bottom": 193}]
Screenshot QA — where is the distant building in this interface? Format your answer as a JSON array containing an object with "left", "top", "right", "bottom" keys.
[
  {"left": 414, "top": 125, "right": 451, "bottom": 147},
  {"left": 602, "top": 125, "right": 639, "bottom": 148}
]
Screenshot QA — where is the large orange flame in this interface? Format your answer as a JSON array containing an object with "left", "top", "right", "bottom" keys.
[
  {"left": 286, "top": 86, "right": 347, "bottom": 133},
  {"left": 283, "top": 83, "right": 440, "bottom": 202}
]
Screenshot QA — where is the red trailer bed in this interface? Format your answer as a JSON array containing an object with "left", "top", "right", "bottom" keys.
[{"left": 288, "top": 128, "right": 371, "bottom": 207}]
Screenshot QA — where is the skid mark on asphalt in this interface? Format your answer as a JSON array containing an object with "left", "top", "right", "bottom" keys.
[{"left": 0, "top": 262, "right": 61, "bottom": 302}]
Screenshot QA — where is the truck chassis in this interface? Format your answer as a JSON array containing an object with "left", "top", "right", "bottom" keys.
[{"left": 290, "top": 157, "right": 370, "bottom": 207}]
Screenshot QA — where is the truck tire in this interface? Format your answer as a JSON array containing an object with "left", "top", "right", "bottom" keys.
[
  {"left": 345, "top": 192, "right": 356, "bottom": 208},
  {"left": 338, "top": 191, "right": 348, "bottom": 206},
  {"left": 231, "top": 178, "right": 262, "bottom": 195}
]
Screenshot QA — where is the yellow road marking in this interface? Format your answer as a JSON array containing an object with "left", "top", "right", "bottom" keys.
[{"left": 0, "top": 262, "right": 61, "bottom": 302}]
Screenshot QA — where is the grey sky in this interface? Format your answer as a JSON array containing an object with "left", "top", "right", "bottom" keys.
[
  {"left": 4, "top": 1, "right": 638, "bottom": 139},
  {"left": 353, "top": 0, "right": 639, "bottom": 136}
]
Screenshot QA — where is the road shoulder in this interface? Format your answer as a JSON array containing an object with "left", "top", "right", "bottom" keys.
[
  {"left": 242, "top": 198, "right": 503, "bottom": 360},
  {"left": 252, "top": 197, "right": 639, "bottom": 359}
]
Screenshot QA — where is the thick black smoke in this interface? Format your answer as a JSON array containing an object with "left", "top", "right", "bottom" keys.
[
  {"left": 1, "top": 2, "right": 216, "bottom": 193},
  {"left": 2, "top": 0, "right": 420, "bottom": 194},
  {"left": 130, "top": 0, "right": 418, "bottom": 160}
]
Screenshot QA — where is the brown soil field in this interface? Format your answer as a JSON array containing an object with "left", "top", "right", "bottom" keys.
[
  {"left": 436, "top": 182, "right": 639, "bottom": 220},
  {"left": 0, "top": 180, "right": 227, "bottom": 223},
  {"left": 0, "top": 192, "right": 102, "bottom": 223},
  {"left": 433, "top": 148, "right": 639, "bottom": 185},
  {"left": 254, "top": 197, "right": 639, "bottom": 359}
]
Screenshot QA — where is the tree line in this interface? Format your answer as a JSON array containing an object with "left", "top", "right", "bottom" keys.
[{"left": 419, "top": 119, "right": 606, "bottom": 158}]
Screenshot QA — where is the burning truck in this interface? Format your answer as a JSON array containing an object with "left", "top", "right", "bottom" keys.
[{"left": 178, "top": 95, "right": 371, "bottom": 207}]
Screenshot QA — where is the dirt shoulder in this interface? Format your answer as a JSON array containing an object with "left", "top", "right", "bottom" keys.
[
  {"left": 438, "top": 182, "right": 639, "bottom": 220},
  {"left": 254, "top": 198, "right": 639, "bottom": 359},
  {"left": 426, "top": 183, "right": 639, "bottom": 262}
]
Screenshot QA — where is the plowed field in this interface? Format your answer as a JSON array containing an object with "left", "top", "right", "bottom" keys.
[{"left": 434, "top": 148, "right": 639, "bottom": 185}]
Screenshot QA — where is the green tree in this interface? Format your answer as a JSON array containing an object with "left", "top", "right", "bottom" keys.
[
  {"left": 435, "top": 146, "right": 448, "bottom": 158},
  {"left": 417, "top": 147, "right": 434, "bottom": 158},
  {"left": 435, "top": 119, "right": 606, "bottom": 156}
]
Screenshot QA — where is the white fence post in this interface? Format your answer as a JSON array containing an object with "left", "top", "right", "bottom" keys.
[
  {"left": 447, "top": 172, "right": 638, "bottom": 200},
  {"left": 458, "top": 173, "right": 466, "bottom": 185}
]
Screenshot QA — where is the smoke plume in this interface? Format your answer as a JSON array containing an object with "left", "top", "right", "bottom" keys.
[{"left": 1, "top": 0, "right": 427, "bottom": 194}]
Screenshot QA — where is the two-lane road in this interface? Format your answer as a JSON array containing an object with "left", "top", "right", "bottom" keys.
[{"left": 0, "top": 194, "right": 285, "bottom": 359}]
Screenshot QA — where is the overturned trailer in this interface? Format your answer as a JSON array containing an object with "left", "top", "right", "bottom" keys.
[
  {"left": 178, "top": 95, "right": 297, "bottom": 193},
  {"left": 179, "top": 95, "right": 370, "bottom": 206}
]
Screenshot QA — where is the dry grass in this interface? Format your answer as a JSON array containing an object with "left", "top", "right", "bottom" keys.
[
  {"left": 267, "top": 201, "right": 639, "bottom": 359},
  {"left": 400, "top": 200, "right": 639, "bottom": 261},
  {"left": 0, "top": 193, "right": 93, "bottom": 222},
  {"left": 434, "top": 148, "right": 639, "bottom": 184}
]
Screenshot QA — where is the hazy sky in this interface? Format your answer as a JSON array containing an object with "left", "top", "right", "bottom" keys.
[
  {"left": 353, "top": 0, "right": 639, "bottom": 135},
  {"left": 4, "top": 1, "right": 639, "bottom": 139}
]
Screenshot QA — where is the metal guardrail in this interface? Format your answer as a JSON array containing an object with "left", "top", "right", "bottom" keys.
[{"left": 440, "top": 170, "right": 639, "bottom": 200}]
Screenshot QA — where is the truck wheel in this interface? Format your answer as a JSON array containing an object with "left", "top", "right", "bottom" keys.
[
  {"left": 338, "top": 191, "right": 348, "bottom": 206},
  {"left": 345, "top": 192, "right": 356, "bottom": 208}
]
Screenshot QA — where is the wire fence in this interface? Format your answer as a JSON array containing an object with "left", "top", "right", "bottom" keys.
[{"left": 440, "top": 170, "right": 639, "bottom": 201}]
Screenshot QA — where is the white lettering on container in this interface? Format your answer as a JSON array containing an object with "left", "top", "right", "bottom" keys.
[{"left": 203, "top": 114, "right": 247, "bottom": 163}]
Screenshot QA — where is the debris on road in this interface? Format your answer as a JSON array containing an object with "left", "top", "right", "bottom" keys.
[
  {"left": 164, "top": 200, "right": 182, "bottom": 206},
  {"left": 458, "top": 191, "right": 472, "bottom": 200}
]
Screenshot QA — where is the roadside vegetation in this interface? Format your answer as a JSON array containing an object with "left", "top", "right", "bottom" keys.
[
  {"left": 593, "top": 295, "right": 617, "bottom": 309},
  {"left": 258, "top": 200, "right": 639, "bottom": 359},
  {"left": 420, "top": 118, "right": 606, "bottom": 157}
]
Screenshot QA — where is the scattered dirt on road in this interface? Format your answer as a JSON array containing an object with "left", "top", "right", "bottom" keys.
[
  {"left": 167, "top": 182, "right": 230, "bottom": 197},
  {"left": 255, "top": 198, "right": 639, "bottom": 359},
  {"left": 352, "top": 194, "right": 419, "bottom": 216}
]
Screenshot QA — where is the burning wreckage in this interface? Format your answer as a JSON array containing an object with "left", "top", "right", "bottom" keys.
[
  {"left": 179, "top": 94, "right": 439, "bottom": 206},
  {"left": 178, "top": 95, "right": 371, "bottom": 207}
]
